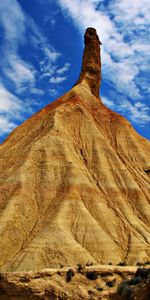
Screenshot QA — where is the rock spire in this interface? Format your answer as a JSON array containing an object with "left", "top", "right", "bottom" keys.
[{"left": 76, "top": 27, "right": 102, "bottom": 97}]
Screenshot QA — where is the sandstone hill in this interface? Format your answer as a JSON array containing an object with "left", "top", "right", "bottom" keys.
[{"left": 0, "top": 28, "right": 150, "bottom": 273}]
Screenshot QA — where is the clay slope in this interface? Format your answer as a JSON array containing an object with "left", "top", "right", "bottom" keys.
[{"left": 0, "top": 28, "right": 150, "bottom": 271}]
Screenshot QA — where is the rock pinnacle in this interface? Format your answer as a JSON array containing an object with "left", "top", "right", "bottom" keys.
[{"left": 76, "top": 27, "right": 102, "bottom": 98}]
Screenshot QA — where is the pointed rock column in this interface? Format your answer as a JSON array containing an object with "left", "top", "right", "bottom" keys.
[{"left": 76, "top": 27, "right": 102, "bottom": 98}]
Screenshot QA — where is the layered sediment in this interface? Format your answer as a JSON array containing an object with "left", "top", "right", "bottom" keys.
[{"left": 0, "top": 28, "right": 150, "bottom": 274}]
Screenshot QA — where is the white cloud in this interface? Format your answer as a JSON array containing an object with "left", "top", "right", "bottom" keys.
[
  {"left": 4, "top": 55, "right": 36, "bottom": 93},
  {"left": 0, "top": 116, "right": 17, "bottom": 134},
  {"left": 49, "top": 76, "right": 67, "bottom": 84},
  {"left": 110, "top": 0, "right": 149, "bottom": 24},
  {"left": 118, "top": 100, "right": 150, "bottom": 125},
  {"left": 56, "top": 63, "right": 71, "bottom": 75},
  {"left": 30, "top": 88, "right": 45, "bottom": 96},
  {"left": 0, "top": 0, "right": 36, "bottom": 93},
  {"left": 0, "top": 83, "right": 22, "bottom": 134},
  {"left": 0, "top": 84, "right": 22, "bottom": 113},
  {"left": 48, "top": 88, "right": 58, "bottom": 96},
  {"left": 0, "top": 0, "right": 72, "bottom": 139},
  {"left": 44, "top": 47, "right": 60, "bottom": 62},
  {"left": 0, "top": 0, "right": 64, "bottom": 97},
  {"left": 101, "top": 97, "right": 115, "bottom": 109},
  {"left": 0, "top": 0, "right": 25, "bottom": 48},
  {"left": 101, "top": 95, "right": 150, "bottom": 126}
]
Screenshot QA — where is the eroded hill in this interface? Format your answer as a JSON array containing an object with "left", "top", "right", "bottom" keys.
[{"left": 0, "top": 28, "right": 150, "bottom": 272}]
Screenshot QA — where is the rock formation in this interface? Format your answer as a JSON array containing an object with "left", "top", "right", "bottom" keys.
[
  {"left": 76, "top": 27, "right": 102, "bottom": 97},
  {"left": 0, "top": 28, "right": 150, "bottom": 273}
]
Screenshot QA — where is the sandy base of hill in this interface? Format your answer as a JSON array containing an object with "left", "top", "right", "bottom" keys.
[{"left": 1, "top": 264, "right": 149, "bottom": 300}]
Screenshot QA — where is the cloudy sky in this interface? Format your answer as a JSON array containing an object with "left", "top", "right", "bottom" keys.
[{"left": 0, "top": 0, "right": 149, "bottom": 143}]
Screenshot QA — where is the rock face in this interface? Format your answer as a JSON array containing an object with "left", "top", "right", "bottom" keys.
[{"left": 0, "top": 28, "right": 150, "bottom": 272}]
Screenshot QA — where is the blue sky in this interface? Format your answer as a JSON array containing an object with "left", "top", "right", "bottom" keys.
[{"left": 0, "top": 0, "right": 149, "bottom": 143}]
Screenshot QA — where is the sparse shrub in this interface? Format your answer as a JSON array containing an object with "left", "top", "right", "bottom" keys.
[
  {"left": 101, "top": 272, "right": 112, "bottom": 277},
  {"left": 106, "top": 279, "right": 116, "bottom": 287},
  {"left": 117, "top": 281, "right": 129, "bottom": 296},
  {"left": 144, "top": 261, "right": 150, "bottom": 265},
  {"left": 86, "top": 271, "right": 98, "bottom": 280},
  {"left": 77, "top": 263, "right": 83, "bottom": 273},
  {"left": 127, "top": 277, "right": 142, "bottom": 286},
  {"left": 86, "top": 262, "right": 93, "bottom": 266},
  {"left": 66, "top": 269, "right": 75, "bottom": 282},
  {"left": 108, "top": 262, "right": 112, "bottom": 265},
  {"left": 136, "top": 262, "right": 143, "bottom": 266},
  {"left": 135, "top": 267, "right": 150, "bottom": 279},
  {"left": 135, "top": 267, "right": 142, "bottom": 277},
  {"left": 117, "top": 281, "right": 133, "bottom": 299},
  {"left": 88, "top": 289, "right": 94, "bottom": 295},
  {"left": 117, "top": 262, "right": 127, "bottom": 266},
  {"left": 121, "top": 285, "right": 133, "bottom": 299},
  {"left": 57, "top": 271, "right": 61, "bottom": 275},
  {"left": 60, "top": 263, "right": 64, "bottom": 268},
  {"left": 95, "top": 285, "right": 103, "bottom": 291},
  {"left": 0, "top": 288, "right": 5, "bottom": 295}
]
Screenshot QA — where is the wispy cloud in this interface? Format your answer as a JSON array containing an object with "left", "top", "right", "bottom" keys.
[
  {"left": 0, "top": 0, "right": 35, "bottom": 93},
  {"left": 48, "top": 63, "right": 71, "bottom": 84},
  {"left": 118, "top": 100, "right": 150, "bottom": 125},
  {"left": 0, "top": 0, "right": 71, "bottom": 92},
  {"left": 4, "top": 55, "right": 36, "bottom": 94},
  {"left": 0, "top": 83, "right": 23, "bottom": 134},
  {"left": 102, "top": 96, "right": 150, "bottom": 126},
  {"left": 48, "top": 88, "right": 58, "bottom": 96},
  {"left": 0, "top": 0, "right": 25, "bottom": 48},
  {"left": 0, "top": 116, "right": 16, "bottom": 134},
  {"left": 57, "top": 0, "right": 150, "bottom": 125},
  {"left": 101, "top": 97, "right": 115, "bottom": 109},
  {"left": 43, "top": 47, "right": 60, "bottom": 62},
  {"left": 0, "top": 83, "right": 22, "bottom": 114},
  {"left": 49, "top": 76, "right": 67, "bottom": 84},
  {"left": 30, "top": 88, "right": 45, "bottom": 96},
  {"left": 56, "top": 63, "right": 71, "bottom": 75},
  {"left": 0, "top": 0, "right": 71, "bottom": 137}
]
